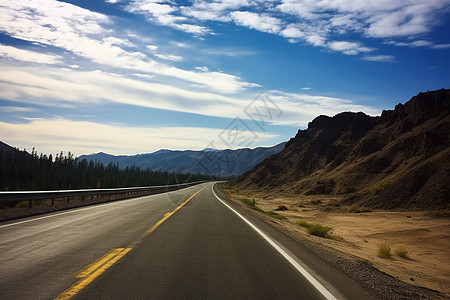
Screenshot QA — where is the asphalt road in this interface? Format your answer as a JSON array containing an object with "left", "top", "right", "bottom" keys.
[{"left": 0, "top": 183, "right": 378, "bottom": 300}]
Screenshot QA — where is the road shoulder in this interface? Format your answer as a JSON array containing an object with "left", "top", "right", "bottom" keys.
[{"left": 214, "top": 183, "right": 445, "bottom": 300}]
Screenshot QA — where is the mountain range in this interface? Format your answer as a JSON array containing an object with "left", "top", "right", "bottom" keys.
[
  {"left": 232, "top": 89, "right": 450, "bottom": 210},
  {"left": 79, "top": 143, "right": 286, "bottom": 177}
]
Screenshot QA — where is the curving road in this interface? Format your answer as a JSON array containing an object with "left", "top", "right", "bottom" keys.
[{"left": 0, "top": 183, "right": 378, "bottom": 300}]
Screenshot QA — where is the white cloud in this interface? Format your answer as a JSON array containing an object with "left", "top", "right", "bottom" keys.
[
  {"left": 0, "top": 65, "right": 251, "bottom": 117},
  {"left": 181, "top": 0, "right": 249, "bottom": 22},
  {"left": 146, "top": 44, "right": 158, "bottom": 51},
  {"left": 154, "top": 53, "right": 183, "bottom": 62},
  {"left": 125, "top": 1, "right": 211, "bottom": 35},
  {"left": 0, "top": 0, "right": 257, "bottom": 93},
  {"left": 386, "top": 39, "right": 450, "bottom": 49},
  {"left": 0, "top": 44, "right": 62, "bottom": 64},
  {"left": 195, "top": 66, "right": 209, "bottom": 72},
  {"left": 277, "top": 1, "right": 318, "bottom": 20},
  {"left": 1, "top": 106, "right": 39, "bottom": 113},
  {"left": 305, "top": 34, "right": 327, "bottom": 47},
  {"left": 280, "top": 24, "right": 305, "bottom": 39},
  {"left": 362, "top": 55, "right": 395, "bottom": 62},
  {"left": 172, "top": 42, "right": 191, "bottom": 48},
  {"left": 230, "top": 11, "right": 282, "bottom": 34},
  {"left": 327, "top": 41, "right": 373, "bottom": 55},
  {"left": 432, "top": 44, "right": 450, "bottom": 49},
  {"left": 103, "top": 37, "right": 134, "bottom": 47}
]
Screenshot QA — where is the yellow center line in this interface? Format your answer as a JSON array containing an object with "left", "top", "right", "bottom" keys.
[
  {"left": 145, "top": 185, "right": 206, "bottom": 236},
  {"left": 74, "top": 248, "right": 124, "bottom": 278},
  {"left": 55, "top": 248, "right": 131, "bottom": 300},
  {"left": 54, "top": 185, "right": 207, "bottom": 300}
]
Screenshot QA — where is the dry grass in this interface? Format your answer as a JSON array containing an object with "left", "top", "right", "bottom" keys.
[
  {"left": 378, "top": 242, "right": 392, "bottom": 258},
  {"left": 297, "top": 221, "right": 332, "bottom": 237},
  {"left": 395, "top": 247, "right": 409, "bottom": 258}
]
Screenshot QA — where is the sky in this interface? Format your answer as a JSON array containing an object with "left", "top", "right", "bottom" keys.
[{"left": 0, "top": 0, "right": 449, "bottom": 156}]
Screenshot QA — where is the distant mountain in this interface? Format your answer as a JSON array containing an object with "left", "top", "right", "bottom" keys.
[
  {"left": 79, "top": 143, "right": 286, "bottom": 177},
  {"left": 232, "top": 89, "right": 450, "bottom": 210}
]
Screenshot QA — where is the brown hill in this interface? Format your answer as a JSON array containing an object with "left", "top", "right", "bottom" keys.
[{"left": 232, "top": 89, "right": 450, "bottom": 210}]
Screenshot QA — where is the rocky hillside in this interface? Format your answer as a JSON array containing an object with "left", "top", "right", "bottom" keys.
[{"left": 232, "top": 89, "right": 450, "bottom": 210}]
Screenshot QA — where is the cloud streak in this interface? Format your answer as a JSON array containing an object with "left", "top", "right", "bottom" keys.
[
  {"left": 0, "top": 44, "right": 62, "bottom": 64},
  {"left": 0, "top": 64, "right": 380, "bottom": 128}
]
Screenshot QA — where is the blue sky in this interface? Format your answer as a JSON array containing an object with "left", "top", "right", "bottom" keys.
[{"left": 0, "top": 0, "right": 449, "bottom": 156}]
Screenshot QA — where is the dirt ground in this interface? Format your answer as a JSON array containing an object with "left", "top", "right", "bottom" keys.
[{"left": 225, "top": 187, "right": 450, "bottom": 298}]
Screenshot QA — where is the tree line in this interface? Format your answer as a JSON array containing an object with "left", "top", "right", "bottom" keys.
[{"left": 0, "top": 147, "right": 217, "bottom": 191}]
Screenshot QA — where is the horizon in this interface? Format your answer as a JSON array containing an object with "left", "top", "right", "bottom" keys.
[
  {"left": 1, "top": 139, "right": 288, "bottom": 157},
  {"left": 1, "top": 0, "right": 449, "bottom": 156}
]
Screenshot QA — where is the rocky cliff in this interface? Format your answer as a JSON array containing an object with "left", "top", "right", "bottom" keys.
[{"left": 232, "top": 89, "right": 450, "bottom": 210}]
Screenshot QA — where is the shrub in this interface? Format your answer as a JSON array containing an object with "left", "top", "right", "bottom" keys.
[
  {"left": 395, "top": 247, "right": 409, "bottom": 258},
  {"left": 307, "top": 224, "right": 332, "bottom": 237},
  {"left": 297, "top": 221, "right": 312, "bottom": 228},
  {"left": 378, "top": 242, "right": 392, "bottom": 257},
  {"left": 297, "top": 221, "right": 332, "bottom": 237}
]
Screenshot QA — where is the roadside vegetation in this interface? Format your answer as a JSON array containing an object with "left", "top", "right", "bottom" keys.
[
  {"left": 378, "top": 242, "right": 392, "bottom": 257},
  {"left": 239, "top": 197, "right": 287, "bottom": 220},
  {"left": 394, "top": 247, "right": 409, "bottom": 258},
  {"left": 297, "top": 221, "right": 333, "bottom": 237}
]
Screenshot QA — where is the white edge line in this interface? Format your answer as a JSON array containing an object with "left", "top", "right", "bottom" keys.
[
  {"left": 212, "top": 185, "right": 338, "bottom": 300},
  {"left": 0, "top": 184, "right": 205, "bottom": 229}
]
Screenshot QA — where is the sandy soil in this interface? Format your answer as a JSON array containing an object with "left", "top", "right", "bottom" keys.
[{"left": 227, "top": 188, "right": 450, "bottom": 298}]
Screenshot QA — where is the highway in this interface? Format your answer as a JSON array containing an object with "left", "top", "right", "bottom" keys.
[{"left": 0, "top": 183, "right": 378, "bottom": 299}]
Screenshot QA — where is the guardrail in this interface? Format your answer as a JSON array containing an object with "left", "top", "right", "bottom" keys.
[{"left": 0, "top": 181, "right": 205, "bottom": 208}]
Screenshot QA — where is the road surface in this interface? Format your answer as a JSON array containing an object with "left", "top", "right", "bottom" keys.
[{"left": 0, "top": 182, "right": 378, "bottom": 299}]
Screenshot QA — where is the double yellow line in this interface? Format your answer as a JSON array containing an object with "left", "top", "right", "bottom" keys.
[
  {"left": 55, "top": 185, "right": 206, "bottom": 300},
  {"left": 144, "top": 186, "right": 205, "bottom": 236},
  {"left": 55, "top": 248, "right": 131, "bottom": 300}
]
